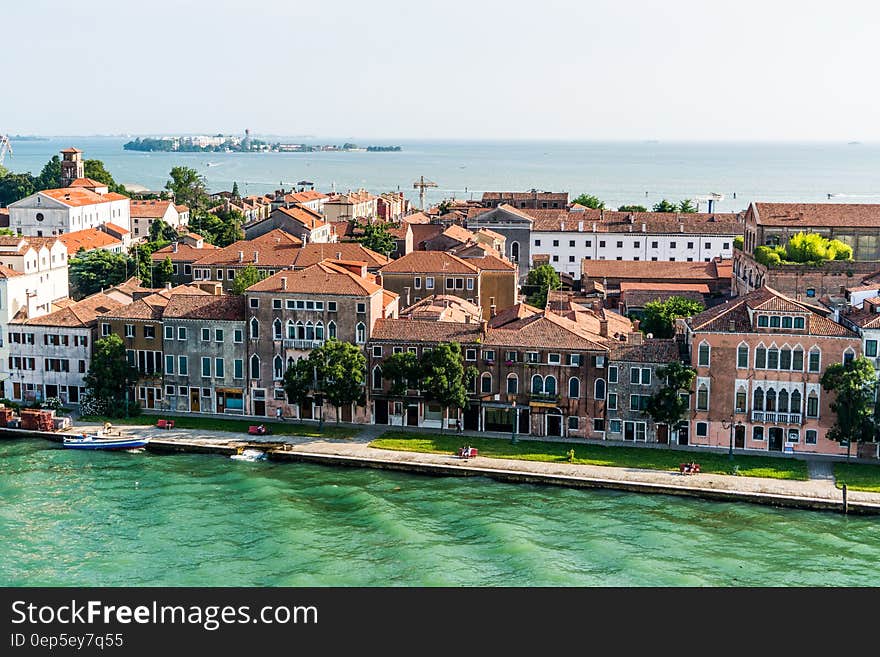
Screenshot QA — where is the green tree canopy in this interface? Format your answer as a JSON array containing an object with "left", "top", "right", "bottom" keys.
[
  {"left": 283, "top": 356, "right": 315, "bottom": 410},
  {"left": 231, "top": 181, "right": 240, "bottom": 198},
  {"left": 618, "top": 204, "right": 647, "bottom": 213},
  {"left": 381, "top": 351, "right": 421, "bottom": 425},
  {"left": 0, "top": 172, "right": 36, "bottom": 206},
  {"left": 821, "top": 357, "right": 878, "bottom": 458},
  {"left": 309, "top": 339, "right": 367, "bottom": 421},
  {"left": 641, "top": 296, "right": 705, "bottom": 339},
  {"left": 0, "top": 163, "right": 8, "bottom": 178},
  {"left": 69, "top": 249, "right": 130, "bottom": 298},
  {"left": 166, "top": 166, "right": 209, "bottom": 210},
  {"left": 420, "top": 342, "right": 476, "bottom": 433},
  {"left": 149, "top": 219, "right": 179, "bottom": 243},
  {"left": 652, "top": 199, "right": 678, "bottom": 213},
  {"left": 678, "top": 199, "right": 697, "bottom": 213},
  {"left": 36, "top": 155, "right": 62, "bottom": 190},
  {"left": 755, "top": 232, "right": 853, "bottom": 266},
  {"left": 231, "top": 264, "right": 262, "bottom": 294},
  {"left": 525, "top": 264, "right": 561, "bottom": 309},
  {"left": 573, "top": 194, "right": 605, "bottom": 209},
  {"left": 190, "top": 207, "right": 245, "bottom": 247},
  {"left": 154, "top": 255, "right": 175, "bottom": 287},
  {"left": 128, "top": 242, "right": 160, "bottom": 286},
  {"left": 645, "top": 361, "right": 696, "bottom": 441},
  {"left": 359, "top": 221, "right": 396, "bottom": 256},
  {"left": 84, "top": 159, "right": 128, "bottom": 195},
  {"left": 84, "top": 334, "right": 139, "bottom": 417}
]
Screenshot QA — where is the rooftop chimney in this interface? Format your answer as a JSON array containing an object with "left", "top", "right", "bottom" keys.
[
  {"left": 599, "top": 319, "right": 609, "bottom": 337},
  {"left": 633, "top": 319, "right": 641, "bottom": 332},
  {"left": 165, "top": 282, "right": 172, "bottom": 290},
  {"left": 578, "top": 220, "right": 584, "bottom": 232},
  {"left": 281, "top": 277, "right": 287, "bottom": 291},
  {"left": 728, "top": 319, "right": 736, "bottom": 332},
  {"left": 641, "top": 223, "right": 646, "bottom": 233},
  {"left": 238, "top": 250, "right": 244, "bottom": 262},
  {"left": 480, "top": 319, "right": 488, "bottom": 335},
  {"left": 253, "top": 251, "right": 259, "bottom": 263},
  {"left": 629, "top": 330, "right": 643, "bottom": 346},
  {"left": 172, "top": 241, "right": 178, "bottom": 253},
  {"left": 679, "top": 224, "right": 684, "bottom": 232},
  {"left": 592, "top": 222, "right": 597, "bottom": 232},
  {"left": 490, "top": 304, "right": 497, "bottom": 318},
  {"left": 336, "top": 252, "right": 342, "bottom": 260}
]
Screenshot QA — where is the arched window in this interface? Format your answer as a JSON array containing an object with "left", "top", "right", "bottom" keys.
[
  {"left": 328, "top": 321, "right": 337, "bottom": 340},
  {"left": 808, "top": 348, "right": 821, "bottom": 373},
  {"left": 510, "top": 241, "right": 519, "bottom": 263},
  {"left": 753, "top": 386, "right": 764, "bottom": 411},
  {"left": 531, "top": 374, "right": 543, "bottom": 394},
  {"left": 778, "top": 389, "right": 789, "bottom": 413},
  {"left": 296, "top": 321, "right": 305, "bottom": 340},
  {"left": 250, "top": 353, "right": 260, "bottom": 379},
  {"left": 735, "top": 386, "right": 747, "bottom": 412},
  {"left": 286, "top": 320, "right": 295, "bottom": 339},
  {"left": 287, "top": 356, "right": 295, "bottom": 370},
  {"left": 755, "top": 345, "right": 767, "bottom": 369},
  {"left": 273, "top": 355, "right": 283, "bottom": 379},
  {"left": 697, "top": 382, "right": 709, "bottom": 410},
  {"left": 698, "top": 342, "right": 710, "bottom": 367},
  {"left": 372, "top": 366, "right": 382, "bottom": 389},
  {"left": 780, "top": 347, "right": 791, "bottom": 370},
  {"left": 790, "top": 389, "right": 802, "bottom": 414},
  {"left": 506, "top": 374, "right": 518, "bottom": 395},
  {"left": 481, "top": 372, "right": 492, "bottom": 394},
  {"left": 737, "top": 344, "right": 749, "bottom": 368},
  {"left": 767, "top": 347, "right": 779, "bottom": 370},
  {"left": 315, "top": 321, "right": 324, "bottom": 341},
  {"left": 305, "top": 321, "right": 315, "bottom": 341},
  {"left": 273, "top": 318, "right": 282, "bottom": 340},
  {"left": 356, "top": 322, "right": 366, "bottom": 344},
  {"left": 843, "top": 348, "right": 855, "bottom": 365},
  {"left": 249, "top": 317, "right": 259, "bottom": 339},
  {"left": 807, "top": 390, "right": 819, "bottom": 417},
  {"left": 594, "top": 378, "right": 606, "bottom": 400},
  {"left": 568, "top": 377, "right": 580, "bottom": 399},
  {"left": 545, "top": 375, "right": 557, "bottom": 397},
  {"left": 766, "top": 388, "right": 777, "bottom": 412}
]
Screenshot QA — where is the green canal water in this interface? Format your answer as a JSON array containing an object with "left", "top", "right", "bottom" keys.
[{"left": 1, "top": 440, "right": 878, "bottom": 586}]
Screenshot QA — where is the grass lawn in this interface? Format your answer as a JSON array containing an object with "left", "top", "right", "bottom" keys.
[
  {"left": 370, "top": 432, "right": 809, "bottom": 480},
  {"left": 80, "top": 415, "right": 355, "bottom": 439},
  {"left": 834, "top": 462, "right": 880, "bottom": 493}
]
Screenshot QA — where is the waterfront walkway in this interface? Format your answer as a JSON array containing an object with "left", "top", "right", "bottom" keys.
[{"left": 70, "top": 420, "right": 880, "bottom": 514}]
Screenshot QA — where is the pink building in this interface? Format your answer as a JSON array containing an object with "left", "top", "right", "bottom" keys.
[{"left": 684, "top": 287, "right": 861, "bottom": 455}]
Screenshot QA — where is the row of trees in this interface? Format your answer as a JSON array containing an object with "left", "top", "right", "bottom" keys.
[
  {"left": 572, "top": 194, "right": 698, "bottom": 213},
  {"left": 0, "top": 155, "right": 128, "bottom": 206}
]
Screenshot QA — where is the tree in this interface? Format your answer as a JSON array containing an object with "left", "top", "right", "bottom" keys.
[
  {"left": 420, "top": 342, "right": 476, "bottom": 433},
  {"left": 190, "top": 207, "right": 244, "bottom": 247},
  {"left": 128, "top": 242, "right": 157, "bottom": 286},
  {"left": 84, "top": 159, "right": 128, "bottom": 195},
  {"left": 84, "top": 334, "right": 139, "bottom": 417},
  {"left": 381, "top": 352, "right": 421, "bottom": 426},
  {"left": 618, "top": 204, "right": 647, "bottom": 212},
  {"left": 525, "top": 264, "right": 561, "bottom": 309},
  {"left": 573, "top": 194, "right": 605, "bottom": 209},
  {"left": 309, "top": 339, "right": 367, "bottom": 422},
  {"left": 149, "top": 219, "right": 178, "bottom": 244},
  {"left": 154, "top": 256, "right": 175, "bottom": 287},
  {"left": 0, "top": 163, "right": 8, "bottom": 178},
  {"left": 645, "top": 361, "right": 696, "bottom": 445},
  {"left": 69, "top": 249, "right": 130, "bottom": 298},
  {"left": 231, "top": 264, "right": 262, "bottom": 294},
  {"left": 231, "top": 181, "right": 240, "bottom": 198},
  {"left": 678, "top": 199, "right": 697, "bottom": 213},
  {"left": 0, "top": 172, "right": 36, "bottom": 206},
  {"left": 821, "top": 357, "right": 878, "bottom": 459},
  {"left": 652, "top": 199, "right": 678, "bottom": 213},
  {"left": 36, "top": 155, "right": 62, "bottom": 190},
  {"left": 641, "top": 296, "right": 705, "bottom": 339},
  {"left": 283, "top": 356, "right": 315, "bottom": 416},
  {"left": 166, "top": 166, "right": 209, "bottom": 210},
  {"left": 359, "top": 222, "right": 396, "bottom": 256}
]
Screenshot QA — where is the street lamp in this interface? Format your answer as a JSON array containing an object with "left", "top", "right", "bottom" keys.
[
  {"left": 510, "top": 400, "right": 518, "bottom": 444},
  {"left": 722, "top": 416, "right": 743, "bottom": 461}
]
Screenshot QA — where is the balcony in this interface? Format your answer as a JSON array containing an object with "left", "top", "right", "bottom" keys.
[
  {"left": 529, "top": 393, "right": 560, "bottom": 404},
  {"left": 283, "top": 339, "right": 324, "bottom": 350},
  {"left": 752, "top": 411, "right": 801, "bottom": 424}
]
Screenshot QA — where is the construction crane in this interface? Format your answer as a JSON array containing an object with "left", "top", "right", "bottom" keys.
[
  {"left": 0, "top": 134, "right": 12, "bottom": 167},
  {"left": 412, "top": 175, "right": 437, "bottom": 210}
]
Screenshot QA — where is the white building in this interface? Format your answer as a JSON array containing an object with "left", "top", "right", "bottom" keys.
[
  {"left": 129, "top": 200, "right": 190, "bottom": 240},
  {"left": 8, "top": 184, "right": 131, "bottom": 238},
  {"left": 5, "top": 291, "right": 127, "bottom": 405}
]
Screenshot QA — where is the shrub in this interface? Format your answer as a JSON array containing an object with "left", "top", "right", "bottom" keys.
[{"left": 733, "top": 236, "right": 744, "bottom": 250}]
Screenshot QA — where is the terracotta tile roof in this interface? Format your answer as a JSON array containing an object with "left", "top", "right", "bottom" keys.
[
  {"left": 386, "top": 223, "right": 411, "bottom": 239},
  {"left": 130, "top": 200, "right": 174, "bottom": 218},
  {"left": 331, "top": 221, "right": 358, "bottom": 238},
  {"left": 104, "top": 285, "right": 209, "bottom": 320},
  {"left": 151, "top": 241, "right": 219, "bottom": 262},
  {"left": 103, "top": 222, "right": 130, "bottom": 236},
  {"left": 611, "top": 339, "right": 679, "bottom": 364},
  {"left": 290, "top": 242, "right": 390, "bottom": 269},
  {"left": 581, "top": 258, "right": 729, "bottom": 282},
  {"left": 465, "top": 254, "right": 516, "bottom": 271},
  {"left": 529, "top": 208, "right": 741, "bottom": 233},
  {"left": 192, "top": 229, "right": 303, "bottom": 267},
  {"left": 402, "top": 212, "right": 432, "bottom": 224},
  {"left": 688, "top": 287, "right": 857, "bottom": 337},
  {"left": 485, "top": 312, "right": 610, "bottom": 351},
  {"left": 69, "top": 177, "right": 107, "bottom": 188},
  {"left": 162, "top": 294, "right": 245, "bottom": 321},
  {"left": 326, "top": 190, "right": 376, "bottom": 205},
  {"left": 751, "top": 202, "right": 880, "bottom": 228},
  {"left": 482, "top": 191, "right": 569, "bottom": 202},
  {"left": 273, "top": 205, "right": 326, "bottom": 230},
  {"left": 59, "top": 228, "right": 123, "bottom": 255},
  {"left": 475, "top": 227, "right": 505, "bottom": 241},
  {"left": 37, "top": 188, "right": 112, "bottom": 207},
  {"left": 488, "top": 302, "right": 541, "bottom": 327},
  {"left": 175, "top": 204, "right": 189, "bottom": 213},
  {"left": 410, "top": 223, "right": 444, "bottom": 248},
  {"left": 16, "top": 291, "right": 124, "bottom": 327},
  {"left": 440, "top": 224, "right": 474, "bottom": 243},
  {"left": 0, "top": 264, "right": 23, "bottom": 278},
  {"left": 400, "top": 295, "right": 483, "bottom": 323},
  {"left": 103, "top": 192, "right": 129, "bottom": 201},
  {"left": 246, "top": 262, "right": 383, "bottom": 296},
  {"left": 380, "top": 251, "right": 478, "bottom": 275},
  {"left": 60, "top": 147, "right": 83, "bottom": 153},
  {"left": 285, "top": 190, "right": 328, "bottom": 204},
  {"left": 619, "top": 282, "right": 711, "bottom": 293},
  {"left": 370, "top": 319, "right": 484, "bottom": 344},
  {"left": 841, "top": 301, "right": 880, "bottom": 329},
  {"left": 0, "top": 236, "right": 29, "bottom": 253}
]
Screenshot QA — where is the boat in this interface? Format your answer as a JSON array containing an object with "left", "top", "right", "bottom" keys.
[
  {"left": 230, "top": 448, "right": 267, "bottom": 462},
  {"left": 62, "top": 433, "right": 150, "bottom": 450}
]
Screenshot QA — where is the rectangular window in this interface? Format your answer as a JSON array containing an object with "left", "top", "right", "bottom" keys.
[
  {"left": 234, "top": 359, "right": 243, "bottom": 379},
  {"left": 698, "top": 344, "right": 710, "bottom": 366},
  {"left": 215, "top": 358, "right": 224, "bottom": 378},
  {"left": 177, "top": 326, "right": 187, "bottom": 340},
  {"left": 165, "top": 385, "right": 175, "bottom": 396},
  {"left": 286, "top": 300, "right": 295, "bottom": 310},
  {"left": 466, "top": 278, "right": 474, "bottom": 291},
  {"left": 201, "top": 357, "right": 211, "bottom": 377},
  {"left": 144, "top": 325, "right": 156, "bottom": 339},
  {"left": 697, "top": 387, "right": 709, "bottom": 411},
  {"left": 446, "top": 278, "right": 453, "bottom": 289},
  {"left": 328, "top": 301, "right": 338, "bottom": 311},
  {"left": 357, "top": 302, "right": 366, "bottom": 314},
  {"left": 534, "top": 239, "right": 541, "bottom": 246},
  {"left": 215, "top": 329, "right": 223, "bottom": 342},
  {"left": 465, "top": 349, "right": 477, "bottom": 361},
  {"left": 787, "top": 429, "right": 799, "bottom": 443},
  {"left": 782, "top": 316, "right": 793, "bottom": 329},
  {"left": 809, "top": 351, "right": 820, "bottom": 373},
  {"left": 608, "top": 365, "right": 618, "bottom": 383},
  {"left": 704, "top": 242, "right": 711, "bottom": 249},
  {"left": 770, "top": 316, "right": 781, "bottom": 328},
  {"left": 568, "top": 416, "right": 579, "bottom": 431},
  {"left": 585, "top": 240, "right": 591, "bottom": 247},
  {"left": 505, "top": 351, "right": 517, "bottom": 363},
  {"left": 609, "top": 419, "right": 621, "bottom": 433},
  {"left": 806, "top": 429, "right": 817, "bottom": 445},
  {"left": 807, "top": 395, "right": 819, "bottom": 417},
  {"left": 687, "top": 242, "right": 694, "bottom": 249},
  {"left": 178, "top": 356, "right": 188, "bottom": 375},
  {"left": 737, "top": 345, "right": 749, "bottom": 368},
  {"left": 630, "top": 395, "right": 641, "bottom": 411},
  {"left": 227, "top": 269, "right": 235, "bottom": 280},
  {"left": 651, "top": 241, "right": 658, "bottom": 249},
  {"left": 233, "top": 329, "right": 243, "bottom": 343},
  {"left": 201, "top": 327, "right": 210, "bottom": 341},
  {"left": 164, "top": 325, "right": 173, "bottom": 340},
  {"left": 507, "top": 376, "right": 518, "bottom": 394},
  {"left": 753, "top": 426, "right": 764, "bottom": 441},
  {"left": 165, "top": 355, "right": 174, "bottom": 374},
  {"left": 758, "top": 315, "right": 769, "bottom": 327},
  {"left": 567, "top": 354, "right": 580, "bottom": 366},
  {"left": 483, "top": 350, "right": 495, "bottom": 362},
  {"left": 593, "top": 419, "right": 605, "bottom": 432},
  {"left": 548, "top": 353, "right": 561, "bottom": 365},
  {"left": 526, "top": 351, "right": 539, "bottom": 363},
  {"left": 670, "top": 241, "right": 676, "bottom": 248},
  {"left": 867, "top": 340, "right": 878, "bottom": 358},
  {"left": 630, "top": 368, "right": 641, "bottom": 385},
  {"left": 249, "top": 298, "right": 259, "bottom": 309},
  {"left": 599, "top": 240, "right": 606, "bottom": 248},
  {"left": 481, "top": 376, "right": 491, "bottom": 394},
  {"left": 793, "top": 317, "right": 805, "bottom": 329},
  {"left": 607, "top": 393, "right": 617, "bottom": 410},
  {"left": 217, "top": 270, "right": 224, "bottom": 281},
  {"left": 373, "top": 346, "right": 383, "bottom": 358},
  {"left": 569, "top": 240, "right": 575, "bottom": 247},
  {"left": 735, "top": 390, "right": 747, "bottom": 412},
  {"left": 414, "top": 276, "right": 421, "bottom": 289},
  {"left": 273, "top": 299, "right": 282, "bottom": 310},
  {"left": 425, "top": 278, "right": 434, "bottom": 290},
  {"left": 124, "top": 324, "right": 134, "bottom": 338},
  {"left": 696, "top": 422, "right": 708, "bottom": 437},
  {"left": 641, "top": 368, "right": 651, "bottom": 385}
]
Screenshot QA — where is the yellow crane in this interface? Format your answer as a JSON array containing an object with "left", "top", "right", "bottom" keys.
[{"left": 412, "top": 175, "right": 437, "bottom": 210}]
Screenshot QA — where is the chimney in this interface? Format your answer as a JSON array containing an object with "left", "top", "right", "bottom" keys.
[
  {"left": 238, "top": 250, "right": 244, "bottom": 262},
  {"left": 679, "top": 224, "right": 684, "bottom": 232},
  {"left": 629, "top": 214, "right": 634, "bottom": 223},
  {"left": 629, "top": 330, "right": 643, "bottom": 346},
  {"left": 728, "top": 320, "right": 736, "bottom": 332},
  {"left": 641, "top": 223, "right": 646, "bottom": 233},
  {"left": 165, "top": 282, "right": 172, "bottom": 290},
  {"left": 480, "top": 319, "right": 488, "bottom": 335},
  {"left": 592, "top": 222, "right": 597, "bottom": 232},
  {"left": 172, "top": 241, "right": 178, "bottom": 253},
  {"left": 490, "top": 304, "right": 497, "bottom": 318},
  {"left": 599, "top": 319, "right": 609, "bottom": 337},
  {"left": 336, "top": 252, "right": 342, "bottom": 260},
  {"left": 253, "top": 251, "right": 259, "bottom": 264},
  {"left": 281, "top": 277, "right": 287, "bottom": 291},
  {"left": 578, "top": 220, "right": 584, "bottom": 232},
  {"left": 560, "top": 220, "right": 565, "bottom": 232},
  {"left": 633, "top": 319, "right": 641, "bottom": 332}
]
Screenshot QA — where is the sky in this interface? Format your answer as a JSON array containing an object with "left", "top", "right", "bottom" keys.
[{"left": 4, "top": 0, "right": 879, "bottom": 140}]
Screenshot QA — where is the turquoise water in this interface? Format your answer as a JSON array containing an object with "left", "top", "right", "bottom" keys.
[
  {"left": 8, "top": 137, "right": 880, "bottom": 212},
  {"left": 1, "top": 439, "right": 878, "bottom": 586}
]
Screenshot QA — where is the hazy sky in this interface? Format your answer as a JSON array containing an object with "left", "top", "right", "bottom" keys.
[{"left": 5, "top": 0, "right": 879, "bottom": 140}]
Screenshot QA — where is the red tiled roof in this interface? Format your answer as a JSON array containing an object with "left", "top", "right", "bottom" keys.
[
  {"left": 38, "top": 188, "right": 111, "bottom": 207},
  {"left": 15, "top": 291, "right": 123, "bottom": 327},
  {"left": 193, "top": 229, "right": 303, "bottom": 266},
  {"left": 246, "top": 261, "right": 382, "bottom": 296},
  {"left": 582, "top": 259, "right": 729, "bottom": 282},
  {"left": 370, "top": 319, "right": 484, "bottom": 343},
  {"left": 130, "top": 200, "right": 174, "bottom": 218},
  {"left": 59, "top": 228, "right": 122, "bottom": 255},
  {"left": 103, "top": 222, "right": 130, "bottom": 236},
  {"left": 69, "top": 177, "right": 107, "bottom": 188},
  {"left": 0, "top": 264, "right": 23, "bottom": 278},
  {"left": 291, "top": 242, "right": 390, "bottom": 269},
  {"left": 151, "top": 240, "right": 219, "bottom": 262},
  {"left": 611, "top": 339, "right": 679, "bottom": 364},
  {"left": 162, "top": 294, "right": 245, "bottom": 321},
  {"left": 482, "top": 191, "right": 568, "bottom": 201},
  {"left": 619, "top": 282, "right": 711, "bottom": 293},
  {"left": 273, "top": 205, "right": 326, "bottom": 230},
  {"left": 285, "top": 190, "right": 328, "bottom": 204},
  {"left": 465, "top": 254, "right": 516, "bottom": 271},
  {"left": 379, "top": 251, "right": 478, "bottom": 275},
  {"left": 751, "top": 202, "right": 880, "bottom": 228}
]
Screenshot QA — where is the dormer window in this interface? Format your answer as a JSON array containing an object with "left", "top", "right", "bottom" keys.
[
  {"left": 769, "top": 316, "right": 781, "bottom": 328},
  {"left": 757, "top": 315, "right": 769, "bottom": 328},
  {"left": 793, "top": 317, "right": 805, "bottom": 330}
]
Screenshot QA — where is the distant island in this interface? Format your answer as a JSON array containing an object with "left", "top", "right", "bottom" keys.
[{"left": 124, "top": 136, "right": 402, "bottom": 153}]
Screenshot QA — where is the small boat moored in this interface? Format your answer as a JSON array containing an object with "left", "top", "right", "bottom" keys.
[{"left": 63, "top": 433, "right": 150, "bottom": 450}]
